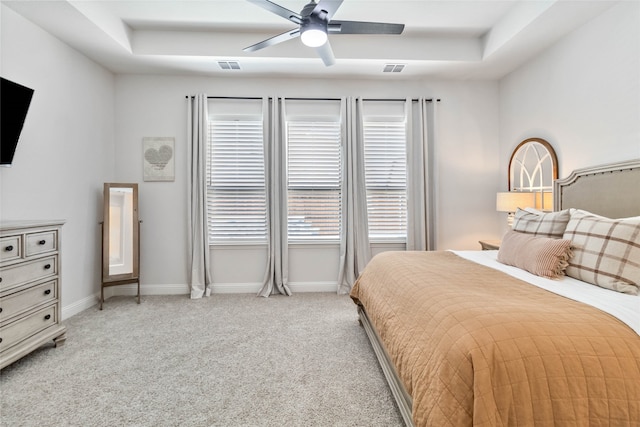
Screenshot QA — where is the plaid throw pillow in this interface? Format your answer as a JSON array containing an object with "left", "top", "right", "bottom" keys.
[
  {"left": 512, "top": 208, "right": 570, "bottom": 238},
  {"left": 563, "top": 210, "right": 640, "bottom": 295}
]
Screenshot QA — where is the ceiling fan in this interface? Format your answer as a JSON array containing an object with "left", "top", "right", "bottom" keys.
[{"left": 244, "top": 0, "right": 405, "bottom": 66}]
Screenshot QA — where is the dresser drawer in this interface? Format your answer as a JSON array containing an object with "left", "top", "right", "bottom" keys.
[
  {"left": 0, "top": 256, "right": 57, "bottom": 292},
  {"left": 25, "top": 230, "right": 57, "bottom": 257},
  {"left": 0, "top": 280, "right": 57, "bottom": 322},
  {"left": 0, "top": 304, "right": 57, "bottom": 352},
  {"left": 0, "top": 235, "right": 22, "bottom": 263}
]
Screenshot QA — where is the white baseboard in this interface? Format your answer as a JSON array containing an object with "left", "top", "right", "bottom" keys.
[
  {"left": 212, "top": 281, "right": 338, "bottom": 294},
  {"left": 62, "top": 294, "right": 99, "bottom": 320},
  {"left": 107, "top": 282, "right": 339, "bottom": 294},
  {"left": 62, "top": 282, "right": 340, "bottom": 318},
  {"left": 61, "top": 284, "right": 189, "bottom": 319}
]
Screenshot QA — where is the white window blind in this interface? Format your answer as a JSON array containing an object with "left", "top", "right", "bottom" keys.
[
  {"left": 363, "top": 121, "right": 407, "bottom": 241},
  {"left": 207, "top": 120, "right": 267, "bottom": 243},
  {"left": 287, "top": 121, "right": 342, "bottom": 241}
]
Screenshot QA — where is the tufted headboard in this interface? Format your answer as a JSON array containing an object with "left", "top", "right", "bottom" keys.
[{"left": 554, "top": 159, "right": 640, "bottom": 218}]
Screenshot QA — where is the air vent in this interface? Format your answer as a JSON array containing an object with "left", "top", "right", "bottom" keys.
[
  {"left": 218, "top": 61, "right": 241, "bottom": 70},
  {"left": 383, "top": 64, "right": 405, "bottom": 73}
]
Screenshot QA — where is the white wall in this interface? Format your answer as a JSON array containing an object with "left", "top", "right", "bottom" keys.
[
  {"left": 499, "top": 1, "right": 640, "bottom": 184},
  {"left": 6, "top": 0, "right": 635, "bottom": 307},
  {"left": 114, "top": 75, "right": 501, "bottom": 293},
  {"left": 0, "top": 5, "right": 115, "bottom": 317}
]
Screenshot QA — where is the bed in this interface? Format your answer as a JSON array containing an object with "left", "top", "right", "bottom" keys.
[{"left": 351, "top": 159, "right": 640, "bottom": 426}]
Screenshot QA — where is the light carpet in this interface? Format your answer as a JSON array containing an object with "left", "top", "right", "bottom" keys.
[{"left": 0, "top": 293, "right": 403, "bottom": 426}]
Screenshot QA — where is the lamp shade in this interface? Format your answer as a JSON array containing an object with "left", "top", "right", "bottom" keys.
[{"left": 496, "top": 191, "right": 536, "bottom": 213}]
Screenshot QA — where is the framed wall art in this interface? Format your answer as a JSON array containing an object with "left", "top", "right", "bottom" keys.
[{"left": 143, "top": 137, "right": 175, "bottom": 181}]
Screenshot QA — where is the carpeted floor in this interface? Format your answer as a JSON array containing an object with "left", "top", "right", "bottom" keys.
[{"left": 0, "top": 293, "right": 403, "bottom": 426}]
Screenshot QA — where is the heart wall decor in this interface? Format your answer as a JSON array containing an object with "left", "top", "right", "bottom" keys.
[
  {"left": 144, "top": 145, "right": 173, "bottom": 170},
  {"left": 143, "top": 137, "right": 175, "bottom": 181}
]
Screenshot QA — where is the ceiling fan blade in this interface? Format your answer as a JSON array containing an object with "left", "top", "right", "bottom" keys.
[
  {"left": 246, "top": 0, "right": 302, "bottom": 25},
  {"left": 315, "top": 41, "right": 335, "bottom": 66},
  {"left": 328, "top": 20, "right": 405, "bottom": 35},
  {"left": 312, "top": 0, "right": 344, "bottom": 21},
  {"left": 244, "top": 28, "right": 301, "bottom": 52}
]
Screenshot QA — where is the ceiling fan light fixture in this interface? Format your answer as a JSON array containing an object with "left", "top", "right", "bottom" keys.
[
  {"left": 245, "top": 0, "right": 405, "bottom": 66},
  {"left": 301, "top": 20, "right": 328, "bottom": 47},
  {"left": 301, "top": 28, "right": 327, "bottom": 47}
]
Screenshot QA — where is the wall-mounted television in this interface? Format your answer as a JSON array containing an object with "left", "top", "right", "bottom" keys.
[{"left": 1, "top": 77, "right": 35, "bottom": 166}]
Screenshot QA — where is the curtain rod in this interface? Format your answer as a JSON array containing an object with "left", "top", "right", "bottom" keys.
[{"left": 185, "top": 95, "right": 440, "bottom": 102}]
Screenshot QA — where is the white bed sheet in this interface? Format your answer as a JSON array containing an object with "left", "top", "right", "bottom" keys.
[{"left": 453, "top": 250, "right": 640, "bottom": 336}]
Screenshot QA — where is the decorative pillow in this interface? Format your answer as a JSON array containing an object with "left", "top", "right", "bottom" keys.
[
  {"left": 569, "top": 208, "right": 640, "bottom": 221},
  {"left": 497, "top": 230, "right": 573, "bottom": 279},
  {"left": 512, "top": 208, "right": 571, "bottom": 238},
  {"left": 562, "top": 210, "right": 640, "bottom": 295}
]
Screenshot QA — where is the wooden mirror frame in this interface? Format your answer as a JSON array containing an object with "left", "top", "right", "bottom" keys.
[
  {"left": 507, "top": 138, "right": 558, "bottom": 211},
  {"left": 101, "top": 183, "right": 140, "bottom": 309},
  {"left": 508, "top": 137, "right": 558, "bottom": 191}
]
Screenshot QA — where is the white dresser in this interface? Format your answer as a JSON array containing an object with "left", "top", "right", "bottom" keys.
[{"left": 0, "top": 220, "right": 67, "bottom": 369}]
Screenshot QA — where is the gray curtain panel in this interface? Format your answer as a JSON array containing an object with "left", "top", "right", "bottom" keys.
[
  {"left": 259, "top": 97, "right": 292, "bottom": 297},
  {"left": 187, "top": 94, "right": 212, "bottom": 298},
  {"left": 406, "top": 98, "right": 437, "bottom": 251},
  {"left": 337, "top": 97, "right": 372, "bottom": 294}
]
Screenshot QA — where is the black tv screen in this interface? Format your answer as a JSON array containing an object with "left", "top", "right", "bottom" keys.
[{"left": 1, "top": 77, "right": 35, "bottom": 166}]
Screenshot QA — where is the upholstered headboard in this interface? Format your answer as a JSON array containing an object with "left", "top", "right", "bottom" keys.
[{"left": 554, "top": 159, "right": 640, "bottom": 218}]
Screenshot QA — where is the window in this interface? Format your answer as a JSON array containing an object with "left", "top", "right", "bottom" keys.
[
  {"left": 207, "top": 119, "right": 267, "bottom": 243},
  {"left": 205, "top": 101, "right": 408, "bottom": 246},
  {"left": 363, "top": 120, "right": 407, "bottom": 241},
  {"left": 287, "top": 121, "right": 342, "bottom": 241}
]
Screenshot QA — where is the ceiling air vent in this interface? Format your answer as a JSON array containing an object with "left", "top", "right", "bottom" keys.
[
  {"left": 383, "top": 64, "right": 405, "bottom": 73},
  {"left": 218, "top": 61, "right": 241, "bottom": 70}
]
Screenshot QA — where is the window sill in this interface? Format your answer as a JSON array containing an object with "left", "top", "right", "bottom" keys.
[
  {"left": 210, "top": 242, "right": 267, "bottom": 250},
  {"left": 209, "top": 240, "right": 406, "bottom": 250}
]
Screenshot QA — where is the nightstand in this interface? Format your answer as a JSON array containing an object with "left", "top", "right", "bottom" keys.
[{"left": 479, "top": 240, "right": 500, "bottom": 250}]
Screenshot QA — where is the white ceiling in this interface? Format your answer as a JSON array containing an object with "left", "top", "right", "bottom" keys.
[{"left": 2, "top": 0, "right": 616, "bottom": 79}]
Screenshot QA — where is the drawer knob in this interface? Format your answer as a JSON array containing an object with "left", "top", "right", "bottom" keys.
[
  {"left": 44, "top": 289, "right": 52, "bottom": 295},
  {"left": 0, "top": 307, "right": 3, "bottom": 313},
  {"left": 44, "top": 314, "right": 51, "bottom": 320},
  {"left": 39, "top": 240, "right": 46, "bottom": 245},
  {"left": 44, "top": 264, "right": 51, "bottom": 270},
  {"left": 4, "top": 245, "right": 13, "bottom": 252},
  {"left": 0, "top": 338, "right": 2, "bottom": 343}
]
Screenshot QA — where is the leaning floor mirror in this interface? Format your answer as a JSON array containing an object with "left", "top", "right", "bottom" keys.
[{"left": 101, "top": 183, "right": 140, "bottom": 309}]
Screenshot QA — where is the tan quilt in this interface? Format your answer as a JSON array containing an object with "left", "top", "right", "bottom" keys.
[{"left": 350, "top": 251, "right": 640, "bottom": 427}]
